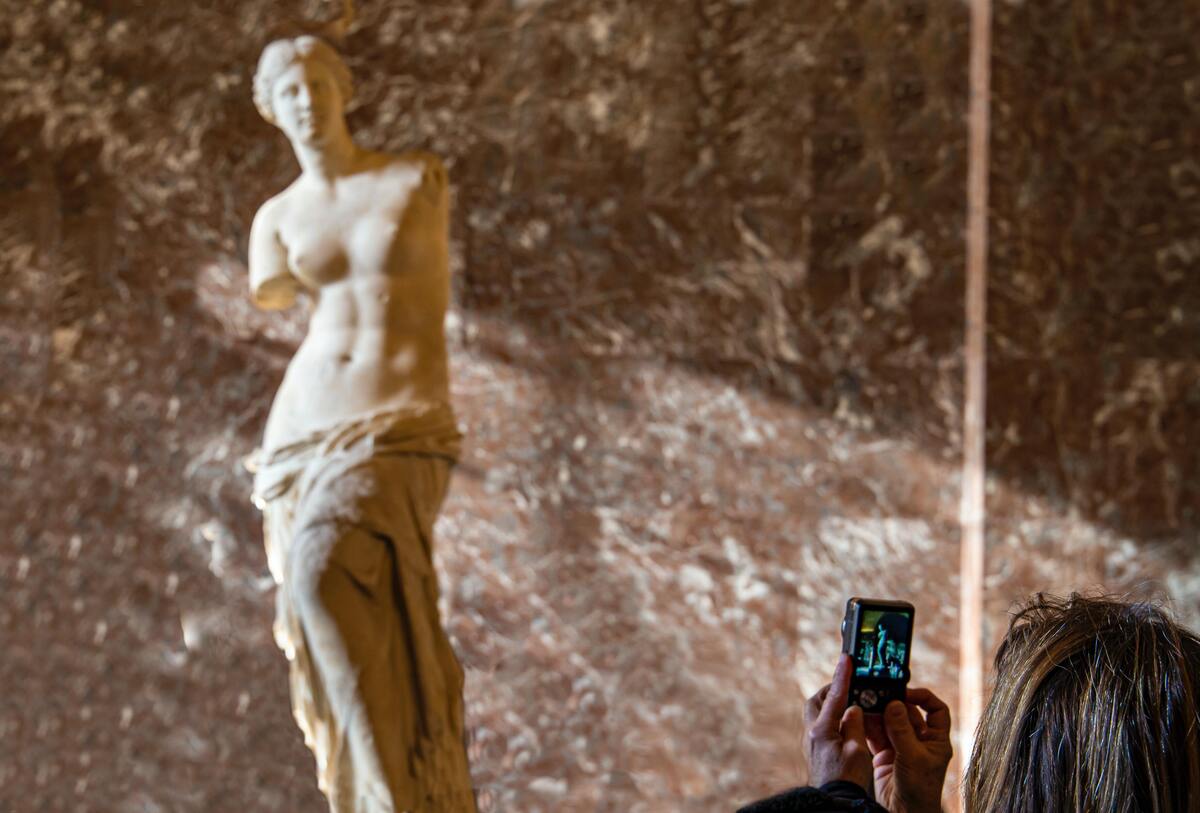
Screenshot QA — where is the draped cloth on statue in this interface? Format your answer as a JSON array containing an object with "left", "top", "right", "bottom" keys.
[{"left": 248, "top": 403, "right": 477, "bottom": 813}]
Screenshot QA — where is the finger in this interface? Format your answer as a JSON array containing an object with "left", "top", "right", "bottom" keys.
[
  {"left": 814, "top": 655, "right": 853, "bottom": 737},
  {"left": 873, "top": 749, "right": 895, "bottom": 786},
  {"left": 905, "top": 702, "right": 927, "bottom": 737},
  {"left": 806, "top": 684, "right": 831, "bottom": 728},
  {"left": 840, "top": 704, "right": 867, "bottom": 748},
  {"left": 864, "top": 711, "right": 889, "bottom": 754},
  {"left": 883, "top": 700, "right": 921, "bottom": 754},
  {"left": 904, "top": 687, "right": 951, "bottom": 734}
]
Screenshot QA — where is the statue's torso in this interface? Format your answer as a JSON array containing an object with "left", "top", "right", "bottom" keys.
[{"left": 261, "top": 153, "right": 452, "bottom": 450}]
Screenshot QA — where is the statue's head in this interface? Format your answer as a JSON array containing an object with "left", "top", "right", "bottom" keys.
[{"left": 253, "top": 36, "right": 353, "bottom": 146}]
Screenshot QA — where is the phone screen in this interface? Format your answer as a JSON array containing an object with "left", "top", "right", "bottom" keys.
[{"left": 853, "top": 608, "right": 912, "bottom": 680}]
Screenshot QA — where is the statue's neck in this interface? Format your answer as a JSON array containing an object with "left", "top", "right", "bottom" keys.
[{"left": 293, "top": 127, "right": 361, "bottom": 183}]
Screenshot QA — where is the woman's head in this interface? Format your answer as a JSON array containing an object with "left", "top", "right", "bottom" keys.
[
  {"left": 965, "top": 593, "right": 1200, "bottom": 812},
  {"left": 253, "top": 37, "right": 353, "bottom": 144}
]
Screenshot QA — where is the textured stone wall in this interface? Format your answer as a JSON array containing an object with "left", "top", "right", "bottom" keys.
[
  {"left": 985, "top": 1, "right": 1200, "bottom": 645},
  {"left": 1, "top": 1, "right": 1195, "bottom": 811}
]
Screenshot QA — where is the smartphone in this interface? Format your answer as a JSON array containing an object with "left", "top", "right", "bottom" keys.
[{"left": 840, "top": 597, "right": 914, "bottom": 713}]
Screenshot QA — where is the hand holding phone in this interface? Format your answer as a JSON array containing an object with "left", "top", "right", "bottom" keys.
[
  {"left": 804, "top": 653, "right": 873, "bottom": 791},
  {"left": 837, "top": 596, "right": 952, "bottom": 811},
  {"left": 869, "top": 688, "right": 954, "bottom": 813}
]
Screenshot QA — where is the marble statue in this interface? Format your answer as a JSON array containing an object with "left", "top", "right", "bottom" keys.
[{"left": 245, "top": 36, "right": 477, "bottom": 813}]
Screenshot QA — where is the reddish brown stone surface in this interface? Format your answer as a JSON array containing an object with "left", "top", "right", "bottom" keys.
[
  {"left": 985, "top": 0, "right": 1200, "bottom": 652},
  {"left": 1, "top": 1, "right": 1195, "bottom": 812}
]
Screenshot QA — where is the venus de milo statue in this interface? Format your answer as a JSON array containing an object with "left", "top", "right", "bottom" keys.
[{"left": 246, "top": 36, "right": 476, "bottom": 813}]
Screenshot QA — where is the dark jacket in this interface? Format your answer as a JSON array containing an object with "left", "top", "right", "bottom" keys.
[{"left": 737, "top": 781, "right": 888, "bottom": 813}]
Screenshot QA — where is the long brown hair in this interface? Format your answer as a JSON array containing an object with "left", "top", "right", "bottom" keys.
[{"left": 963, "top": 593, "right": 1200, "bottom": 812}]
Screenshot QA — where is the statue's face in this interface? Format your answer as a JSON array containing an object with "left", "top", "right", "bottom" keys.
[{"left": 271, "top": 59, "right": 344, "bottom": 145}]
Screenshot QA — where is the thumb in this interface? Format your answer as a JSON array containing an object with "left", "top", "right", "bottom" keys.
[
  {"left": 841, "top": 704, "right": 867, "bottom": 746},
  {"left": 884, "top": 701, "right": 921, "bottom": 753}
]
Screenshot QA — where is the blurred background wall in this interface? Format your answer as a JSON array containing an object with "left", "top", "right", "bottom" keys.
[
  {"left": 0, "top": 1, "right": 1195, "bottom": 810},
  {"left": 984, "top": 0, "right": 1200, "bottom": 649}
]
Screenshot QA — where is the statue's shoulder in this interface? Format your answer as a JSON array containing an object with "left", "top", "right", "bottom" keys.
[
  {"left": 252, "top": 184, "right": 297, "bottom": 231},
  {"left": 399, "top": 149, "right": 446, "bottom": 172},
  {"left": 371, "top": 149, "right": 448, "bottom": 187}
]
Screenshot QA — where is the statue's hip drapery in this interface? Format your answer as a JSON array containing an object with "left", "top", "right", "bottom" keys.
[{"left": 249, "top": 404, "right": 476, "bottom": 813}]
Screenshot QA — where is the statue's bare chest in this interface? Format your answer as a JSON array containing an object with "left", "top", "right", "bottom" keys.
[{"left": 277, "top": 164, "right": 428, "bottom": 287}]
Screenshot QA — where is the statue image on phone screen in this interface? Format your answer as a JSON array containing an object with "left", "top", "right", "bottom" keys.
[{"left": 840, "top": 597, "right": 915, "bottom": 713}]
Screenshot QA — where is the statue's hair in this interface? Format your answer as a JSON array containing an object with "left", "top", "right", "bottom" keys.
[{"left": 253, "top": 36, "right": 352, "bottom": 124}]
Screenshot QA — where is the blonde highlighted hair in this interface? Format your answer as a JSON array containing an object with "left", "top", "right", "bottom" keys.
[{"left": 964, "top": 593, "right": 1200, "bottom": 812}]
